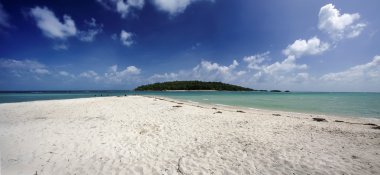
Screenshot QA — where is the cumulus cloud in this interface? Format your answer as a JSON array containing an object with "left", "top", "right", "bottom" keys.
[
  {"left": 30, "top": 7, "right": 103, "bottom": 46},
  {"left": 58, "top": 71, "right": 76, "bottom": 78},
  {"left": 148, "top": 58, "right": 304, "bottom": 87},
  {"left": 79, "top": 70, "right": 101, "bottom": 81},
  {"left": 152, "top": 0, "right": 191, "bottom": 15},
  {"left": 243, "top": 55, "right": 309, "bottom": 86},
  {"left": 78, "top": 64, "right": 141, "bottom": 83},
  {"left": 59, "top": 71, "right": 69, "bottom": 76},
  {"left": 0, "top": 3, "right": 10, "bottom": 28},
  {"left": 293, "top": 72, "right": 310, "bottom": 83},
  {"left": 97, "top": 0, "right": 212, "bottom": 17},
  {"left": 283, "top": 37, "right": 329, "bottom": 58},
  {"left": 150, "top": 60, "right": 240, "bottom": 83},
  {"left": 125, "top": 65, "right": 141, "bottom": 74},
  {"left": 78, "top": 18, "right": 103, "bottom": 42},
  {"left": 96, "top": 0, "right": 144, "bottom": 18},
  {"left": 278, "top": 25, "right": 329, "bottom": 83},
  {"left": 34, "top": 68, "right": 50, "bottom": 75},
  {"left": 150, "top": 72, "right": 180, "bottom": 82},
  {"left": 321, "top": 56, "right": 380, "bottom": 82},
  {"left": 151, "top": 0, "right": 213, "bottom": 15},
  {"left": 191, "top": 60, "right": 239, "bottom": 81},
  {"left": 30, "top": 6, "right": 77, "bottom": 40},
  {"left": 318, "top": 4, "right": 366, "bottom": 40},
  {"left": 0, "top": 58, "right": 50, "bottom": 76},
  {"left": 263, "top": 56, "right": 307, "bottom": 76},
  {"left": 242, "top": 40, "right": 314, "bottom": 84},
  {"left": 117, "top": 0, "right": 144, "bottom": 17},
  {"left": 317, "top": 56, "right": 380, "bottom": 91},
  {"left": 104, "top": 65, "right": 141, "bottom": 83},
  {"left": 149, "top": 52, "right": 312, "bottom": 90},
  {"left": 120, "top": 30, "right": 134, "bottom": 46},
  {"left": 243, "top": 52, "right": 269, "bottom": 70}
]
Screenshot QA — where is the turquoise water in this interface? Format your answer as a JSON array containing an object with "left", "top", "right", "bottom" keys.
[
  {"left": 0, "top": 91, "right": 379, "bottom": 118},
  {"left": 143, "top": 91, "right": 380, "bottom": 118}
]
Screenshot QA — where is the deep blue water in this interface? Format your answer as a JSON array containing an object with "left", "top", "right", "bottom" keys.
[{"left": 0, "top": 91, "right": 128, "bottom": 103}]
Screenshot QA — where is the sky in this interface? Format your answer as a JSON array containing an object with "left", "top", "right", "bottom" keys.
[{"left": 0, "top": 0, "right": 379, "bottom": 91}]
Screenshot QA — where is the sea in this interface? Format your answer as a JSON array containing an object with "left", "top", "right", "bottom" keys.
[{"left": 0, "top": 91, "right": 379, "bottom": 119}]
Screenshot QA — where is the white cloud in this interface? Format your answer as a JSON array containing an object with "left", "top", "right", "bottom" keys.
[
  {"left": 126, "top": 65, "right": 141, "bottom": 74},
  {"left": 150, "top": 60, "right": 241, "bottom": 83},
  {"left": 321, "top": 56, "right": 380, "bottom": 82},
  {"left": 79, "top": 70, "right": 101, "bottom": 81},
  {"left": 117, "top": 0, "right": 144, "bottom": 18},
  {"left": 96, "top": 0, "right": 145, "bottom": 18},
  {"left": 242, "top": 52, "right": 309, "bottom": 84},
  {"left": 0, "top": 3, "right": 10, "bottom": 28},
  {"left": 30, "top": 7, "right": 102, "bottom": 46},
  {"left": 190, "top": 60, "right": 239, "bottom": 82},
  {"left": 263, "top": 56, "right": 307, "bottom": 75},
  {"left": 243, "top": 52, "right": 269, "bottom": 70},
  {"left": 58, "top": 71, "right": 76, "bottom": 78},
  {"left": 0, "top": 58, "right": 50, "bottom": 76},
  {"left": 346, "top": 23, "right": 366, "bottom": 38},
  {"left": 104, "top": 64, "right": 141, "bottom": 83},
  {"left": 97, "top": 0, "right": 211, "bottom": 16},
  {"left": 196, "top": 60, "right": 238, "bottom": 72},
  {"left": 283, "top": 37, "right": 329, "bottom": 58},
  {"left": 34, "top": 68, "right": 50, "bottom": 75},
  {"left": 152, "top": 0, "right": 191, "bottom": 15},
  {"left": 149, "top": 53, "right": 312, "bottom": 90},
  {"left": 120, "top": 30, "right": 134, "bottom": 46},
  {"left": 236, "top": 70, "right": 246, "bottom": 76},
  {"left": 152, "top": 0, "right": 212, "bottom": 15},
  {"left": 318, "top": 4, "right": 366, "bottom": 40},
  {"left": 294, "top": 72, "right": 310, "bottom": 82},
  {"left": 0, "top": 59, "right": 43, "bottom": 69},
  {"left": 78, "top": 65, "right": 141, "bottom": 83},
  {"left": 78, "top": 18, "right": 103, "bottom": 42},
  {"left": 242, "top": 56, "right": 309, "bottom": 86},
  {"left": 30, "top": 6, "right": 77, "bottom": 40},
  {"left": 150, "top": 72, "right": 179, "bottom": 82},
  {"left": 59, "top": 71, "right": 69, "bottom": 76}
]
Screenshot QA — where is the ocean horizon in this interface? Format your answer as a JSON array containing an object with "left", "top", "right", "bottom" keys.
[{"left": 1, "top": 90, "right": 379, "bottom": 119}]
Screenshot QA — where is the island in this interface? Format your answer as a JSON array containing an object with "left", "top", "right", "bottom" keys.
[
  {"left": 270, "top": 90, "right": 282, "bottom": 92},
  {"left": 135, "top": 81, "right": 254, "bottom": 91}
]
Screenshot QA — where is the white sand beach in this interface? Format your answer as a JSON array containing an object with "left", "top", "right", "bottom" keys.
[{"left": 0, "top": 96, "right": 379, "bottom": 175}]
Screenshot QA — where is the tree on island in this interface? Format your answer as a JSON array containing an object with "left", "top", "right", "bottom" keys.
[{"left": 134, "top": 81, "right": 254, "bottom": 91}]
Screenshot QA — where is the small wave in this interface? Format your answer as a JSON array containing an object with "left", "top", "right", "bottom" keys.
[
  {"left": 187, "top": 100, "right": 198, "bottom": 104},
  {"left": 216, "top": 104, "right": 231, "bottom": 107}
]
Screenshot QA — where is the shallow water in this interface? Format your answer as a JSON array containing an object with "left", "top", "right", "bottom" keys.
[{"left": 1, "top": 91, "right": 379, "bottom": 118}]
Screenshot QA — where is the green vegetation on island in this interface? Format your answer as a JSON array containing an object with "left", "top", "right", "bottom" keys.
[
  {"left": 135, "top": 81, "right": 254, "bottom": 91},
  {"left": 270, "top": 90, "right": 282, "bottom": 92}
]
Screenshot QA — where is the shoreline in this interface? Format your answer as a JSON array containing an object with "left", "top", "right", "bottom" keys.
[
  {"left": 143, "top": 95, "right": 380, "bottom": 121},
  {"left": 1, "top": 96, "right": 379, "bottom": 174},
  {"left": 1, "top": 94, "right": 380, "bottom": 120}
]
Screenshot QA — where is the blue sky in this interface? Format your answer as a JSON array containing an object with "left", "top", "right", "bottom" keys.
[{"left": 0, "top": 0, "right": 379, "bottom": 91}]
